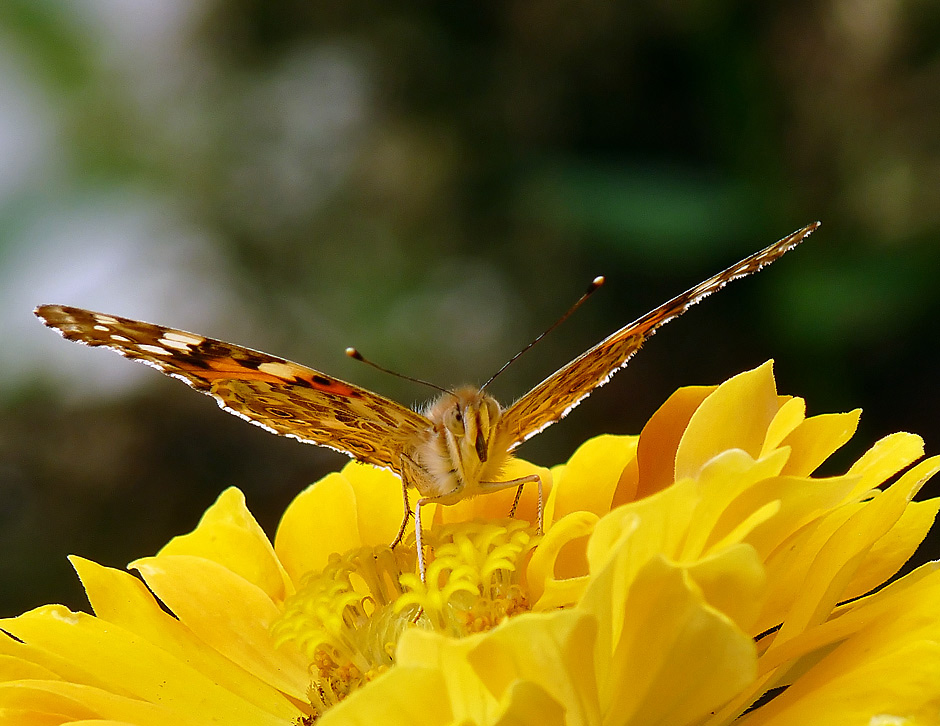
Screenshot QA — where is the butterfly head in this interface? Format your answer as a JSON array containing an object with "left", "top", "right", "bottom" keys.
[{"left": 415, "top": 386, "right": 509, "bottom": 501}]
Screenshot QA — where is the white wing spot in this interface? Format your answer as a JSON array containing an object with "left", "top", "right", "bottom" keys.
[
  {"left": 137, "top": 344, "right": 173, "bottom": 356},
  {"left": 158, "top": 337, "right": 194, "bottom": 352},
  {"left": 163, "top": 331, "right": 204, "bottom": 346},
  {"left": 258, "top": 361, "right": 302, "bottom": 379},
  {"left": 110, "top": 334, "right": 131, "bottom": 342},
  {"left": 93, "top": 324, "right": 110, "bottom": 332},
  {"left": 94, "top": 315, "right": 119, "bottom": 325}
]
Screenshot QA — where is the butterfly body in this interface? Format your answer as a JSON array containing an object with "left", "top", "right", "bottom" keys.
[
  {"left": 411, "top": 387, "right": 512, "bottom": 504},
  {"left": 36, "top": 222, "right": 820, "bottom": 578}
]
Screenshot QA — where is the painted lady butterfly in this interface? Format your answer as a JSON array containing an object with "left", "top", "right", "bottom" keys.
[{"left": 36, "top": 222, "right": 819, "bottom": 578}]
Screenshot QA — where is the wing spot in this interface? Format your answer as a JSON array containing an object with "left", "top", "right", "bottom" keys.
[
  {"left": 110, "top": 334, "right": 131, "bottom": 342},
  {"left": 93, "top": 315, "right": 119, "bottom": 325},
  {"left": 158, "top": 337, "right": 194, "bottom": 352},
  {"left": 93, "top": 324, "right": 110, "bottom": 332},
  {"left": 163, "top": 331, "right": 204, "bottom": 346},
  {"left": 258, "top": 361, "right": 303, "bottom": 380},
  {"left": 137, "top": 344, "right": 173, "bottom": 356},
  {"left": 265, "top": 407, "right": 294, "bottom": 418}
]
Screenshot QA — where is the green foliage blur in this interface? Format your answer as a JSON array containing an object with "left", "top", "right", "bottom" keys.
[{"left": 1, "top": 1, "right": 938, "bottom": 615}]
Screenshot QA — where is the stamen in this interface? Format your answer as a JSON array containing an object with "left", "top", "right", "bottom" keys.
[{"left": 272, "top": 520, "right": 540, "bottom": 719}]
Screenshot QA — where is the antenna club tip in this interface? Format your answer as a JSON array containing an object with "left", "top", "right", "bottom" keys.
[
  {"left": 590, "top": 275, "right": 605, "bottom": 289},
  {"left": 345, "top": 347, "right": 363, "bottom": 360}
]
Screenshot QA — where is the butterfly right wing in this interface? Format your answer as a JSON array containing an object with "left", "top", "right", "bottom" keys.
[
  {"left": 35, "top": 304, "right": 432, "bottom": 473},
  {"left": 497, "top": 222, "right": 820, "bottom": 448}
]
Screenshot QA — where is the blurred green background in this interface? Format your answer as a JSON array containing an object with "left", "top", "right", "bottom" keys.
[{"left": 1, "top": 1, "right": 938, "bottom": 616}]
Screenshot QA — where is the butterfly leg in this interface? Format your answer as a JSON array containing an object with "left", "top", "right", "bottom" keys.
[
  {"left": 414, "top": 497, "right": 429, "bottom": 583},
  {"left": 481, "top": 474, "right": 543, "bottom": 534},
  {"left": 390, "top": 476, "right": 413, "bottom": 549}
]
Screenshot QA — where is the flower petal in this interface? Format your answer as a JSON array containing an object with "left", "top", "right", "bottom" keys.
[
  {"left": 131, "top": 555, "right": 310, "bottom": 700},
  {"left": 778, "top": 410, "right": 861, "bottom": 477},
  {"left": 582, "top": 552, "right": 757, "bottom": 725},
  {"left": 467, "top": 611, "right": 601, "bottom": 726},
  {"left": 676, "top": 361, "right": 780, "bottom": 480},
  {"left": 636, "top": 384, "right": 716, "bottom": 497},
  {"left": 846, "top": 431, "right": 925, "bottom": 496},
  {"left": 318, "top": 666, "right": 452, "bottom": 726},
  {"left": 771, "top": 455, "right": 940, "bottom": 649},
  {"left": 157, "top": 488, "right": 292, "bottom": 603},
  {"left": 528, "top": 511, "right": 598, "bottom": 610},
  {"left": 551, "top": 434, "right": 637, "bottom": 521},
  {"left": 274, "top": 472, "right": 360, "bottom": 583},
  {"left": 761, "top": 396, "right": 806, "bottom": 457},
  {"left": 740, "top": 567, "right": 940, "bottom": 725},
  {"left": 71, "top": 556, "right": 300, "bottom": 720},
  {"left": 0, "top": 607, "right": 289, "bottom": 725},
  {"left": 341, "top": 461, "right": 412, "bottom": 545}
]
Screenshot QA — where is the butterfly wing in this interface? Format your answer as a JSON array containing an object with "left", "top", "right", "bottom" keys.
[
  {"left": 498, "top": 222, "right": 820, "bottom": 447},
  {"left": 35, "top": 305, "right": 431, "bottom": 472}
]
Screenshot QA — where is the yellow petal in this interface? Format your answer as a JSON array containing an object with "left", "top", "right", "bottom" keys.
[
  {"left": 676, "top": 361, "right": 780, "bottom": 480},
  {"left": 340, "top": 461, "right": 412, "bottom": 545},
  {"left": 771, "top": 454, "right": 940, "bottom": 649},
  {"left": 490, "top": 680, "right": 567, "bottom": 726},
  {"left": 756, "top": 562, "right": 940, "bottom": 678},
  {"left": 761, "top": 396, "right": 806, "bottom": 457},
  {"left": 846, "top": 431, "right": 925, "bottom": 496},
  {"left": 841, "top": 497, "right": 940, "bottom": 601},
  {"left": 582, "top": 553, "right": 757, "bottom": 725},
  {"left": 635, "top": 384, "right": 716, "bottom": 497},
  {"left": 0, "top": 655, "right": 60, "bottom": 681},
  {"left": 0, "top": 607, "right": 289, "bottom": 725},
  {"left": 398, "top": 628, "right": 499, "bottom": 724},
  {"left": 686, "top": 543, "right": 767, "bottom": 632},
  {"left": 274, "top": 472, "right": 360, "bottom": 583},
  {"left": 156, "top": 488, "right": 292, "bottom": 603},
  {"left": 741, "top": 474, "right": 859, "bottom": 562},
  {"left": 682, "top": 447, "right": 789, "bottom": 560},
  {"left": 740, "top": 567, "right": 940, "bottom": 725},
  {"left": 779, "top": 410, "right": 861, "bottom": 477},
  {"left": 528, "top": 511, "right": 598, "bottom": 610},
  {"left": 587, "top": 479, "right": 696, "bottom": 577},
  {"left": 131, "top": 555, "right": 309, "bottom": 701},
  {"left": 71, "top": 556, "right": 300, "bottom": 720},
  {"left": 551, "top": 434, "right": 638, "bottom": 520},
  {"left": 467, "top": 611, "right": 602, "bottom": 726},
  {"left": 318, "top": 666, "right": 452, "bottom": 726}
]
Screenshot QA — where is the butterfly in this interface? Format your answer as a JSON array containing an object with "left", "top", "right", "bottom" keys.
[{"left": 36, "top": 222, "right": 819, "bottom": 579}]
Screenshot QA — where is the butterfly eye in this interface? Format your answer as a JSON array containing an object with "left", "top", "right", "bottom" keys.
[{"left": 445, "top": 406, "right": 465, "bottom": 435}]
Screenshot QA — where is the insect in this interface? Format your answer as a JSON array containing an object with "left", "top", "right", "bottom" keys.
[{"left": 36, "top": 222, "right": 819, "bottom": 580}]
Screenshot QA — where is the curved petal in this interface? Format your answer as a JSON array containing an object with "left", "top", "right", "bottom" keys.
[
  {"left": 131, "top": 555, "right": 309, "bottom": 701},
  {"left": 274, "top": 472, "right": 360, "bottom": 583},
  {"left": 676, "top": 361, "right": 780, "bottom": 480},
  {"left": 157, "top": 488, "right": 292, "bottom": 602}
]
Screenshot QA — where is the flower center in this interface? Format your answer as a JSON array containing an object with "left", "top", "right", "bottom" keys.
[{"left": 272, "top": 519, "right": 538, "bottom": 719}]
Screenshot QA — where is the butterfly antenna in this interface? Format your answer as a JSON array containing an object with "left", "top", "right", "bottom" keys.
[
  {"left": 346, "top": 348, "right": 453, "bottom": 396},
  {"left": 481, "top": 275, "right": 605, "bottom": 391}
]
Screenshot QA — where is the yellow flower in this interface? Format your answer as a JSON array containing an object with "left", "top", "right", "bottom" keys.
[{"left": 3, "top": 361, "right": 939, "bottom": 725}]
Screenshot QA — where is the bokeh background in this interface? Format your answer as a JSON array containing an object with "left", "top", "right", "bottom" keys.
[{"left": 1, "top": 1, "right": 938, "bottom": 616}]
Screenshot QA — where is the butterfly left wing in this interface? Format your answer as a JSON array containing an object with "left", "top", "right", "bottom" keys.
[
  {"left": 497, "top": 222, "right": 820, "bottom": 447},
  {"left": 35, "top": 305, "right": 432, "bottom": 472}
]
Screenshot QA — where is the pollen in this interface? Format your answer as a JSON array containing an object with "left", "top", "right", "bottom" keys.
[
  {"left": 271, "top": 519, "right": 539, "bottom": 719},
  {"left": 396, "top": 519, "right": 537, "bottom": 634}
]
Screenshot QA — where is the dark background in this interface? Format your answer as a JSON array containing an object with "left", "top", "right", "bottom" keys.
[{"left": 1, "top": 1, "right": 938, "bottom": 616}]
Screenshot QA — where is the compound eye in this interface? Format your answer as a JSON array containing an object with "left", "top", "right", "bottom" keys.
[{"left": 445, "top": 406, "right": 465, "bottom": 435}]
